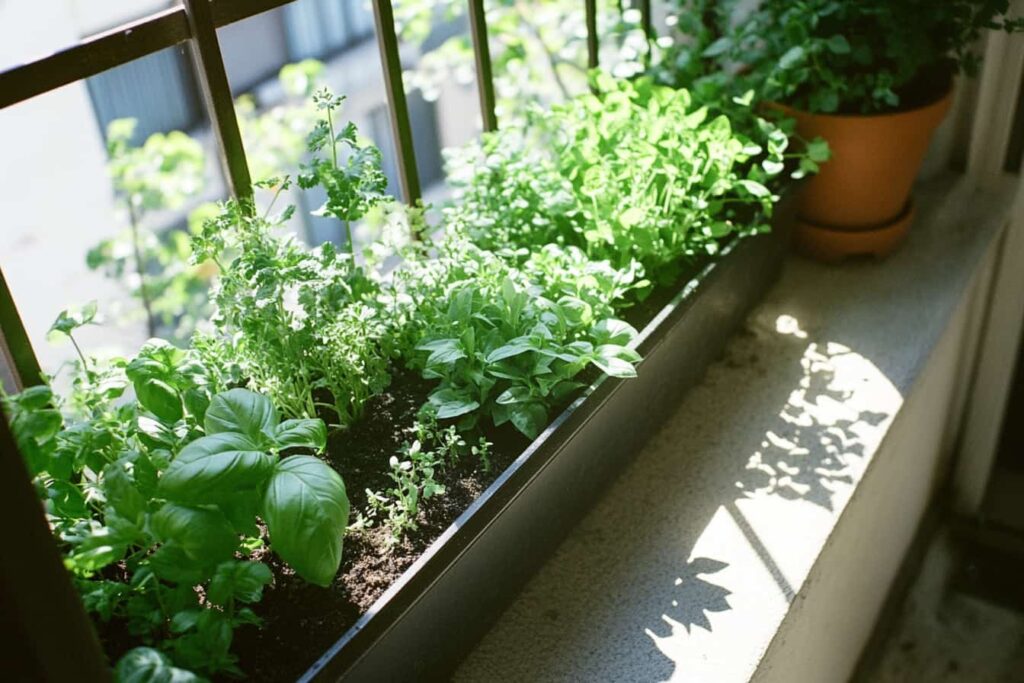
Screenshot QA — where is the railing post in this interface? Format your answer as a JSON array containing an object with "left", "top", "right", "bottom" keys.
[
  {"left": 639, "top": 0, "right": 653, "bottom": 43},
  {"left": 0, "top": 267, "right": 43, "bottom": 390},
  {"left": 467, "top": 0, "right": 498, "bottom": 132},
  {"left": 0, "top": 416, "right": 111, "bottom": 680},
  {"left": 371, "top": 0, "right": 423, "bottom": 205},
  {"left": 585, "top": 0, "right": 599, "bottom": 71},
  {"left": 181, "top": 0, "right": 253, "bottom": 205}
]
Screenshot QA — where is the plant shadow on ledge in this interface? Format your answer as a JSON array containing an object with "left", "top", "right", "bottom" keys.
[{"left": 3, "top": 69, "right": 813, "bottom": 681}]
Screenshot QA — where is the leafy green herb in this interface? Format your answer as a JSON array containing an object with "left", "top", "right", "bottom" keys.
[{"left": 672, "top": 0, "right": 1024, "bottom": 114}]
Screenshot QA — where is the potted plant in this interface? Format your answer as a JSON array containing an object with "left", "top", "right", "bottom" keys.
[{"left": 689, "top": 0, "right": 1023, "bottom": 260}]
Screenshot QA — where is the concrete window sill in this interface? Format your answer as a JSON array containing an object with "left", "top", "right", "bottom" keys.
[{"left": 453, "top": 172, "right": 1020, "bottom": 682}]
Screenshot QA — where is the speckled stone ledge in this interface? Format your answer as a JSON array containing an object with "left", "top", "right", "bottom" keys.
[{"left": 453, "top": 174, "right": 1017, "bottom": 682}]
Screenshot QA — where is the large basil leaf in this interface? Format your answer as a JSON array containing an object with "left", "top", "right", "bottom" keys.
[
  {"left": 204, "top": 389, "right": 279, "bottom": 438},
  {"left": 159, "top": 433, "right": 274, "bottom": 503},
  {"left": 151, "top": 503, "right": 238, "bottom": 565},
  {"left": 272, "top": 419, "right": 327, "bottom": 452},
  {"left": 262, "top": 456, "right": 349, "bottom": 587},
  {"left": 114, "top": 647, "right": 200, "bottom": 683}
]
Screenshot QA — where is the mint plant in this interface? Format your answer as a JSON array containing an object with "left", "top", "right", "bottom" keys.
[{"left": 686, "top": 0, "right": 1024, "bottom": 114}]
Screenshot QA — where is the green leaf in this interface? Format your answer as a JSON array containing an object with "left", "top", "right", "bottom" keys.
[
  {"left": 485, "top": 339, "right": 534, "bottom": 363},
  {"left": 160, "top": 433, "right": 275, "bottom": 503},
  {"left": 114, "top": 647, "right": 200, "bottom": 683},
  {"left": 778, "top": 46, "right": 805, "bottom": 70},
  {"left": 204, "top": 389, "right": 279, "bottom": 438},
  {"left": 102, "top": 463, "right": 146, "bottom": 522},
  {"left": 151, "top": 503, "right": 238, "bottom": 565},
  {"left": 809, "top": 89, "right": 840, "bottom": 113},
  {"left": 619, "top": 207, "right": 646, "bottom": 228},
  {"left": 591, "top": 355, "right": 638, "bottom": 378},
  {"left": 16, "top": 385, "right": 55, "bottom": 410},
  {"left": 420, "top": 338, "right": 466, "bottom": 366},
  {"left": 273, "top": 419, "right": 327, "bottom": 452},
  {"left": 136, "top": 378, "right": 183, "bottom": 423},
  {"left": 509, "top": 403, "right": 548, "bottom": 439},
  {"left": 148, "top": 544, "right": 207, "bottom": 585},
  {"left": 262, "top": 455, "right": 349, "bottom": 587},
  {"left": 806, "top": 137, "right": 831, "bottom": 163},
  {"left": 702, "top": 36, "right": 732, "bottom": 58},
  {"left": 596, "top": 344, "right": 642, "bottom": 363},
  {"left": 592, "top": 319, "right": 638, "bottom": 346},
  {"left": 738, "top": 179, "right": 771, "bottom": 198},
  {"left": 207, "top": 561, "right": 273, "bottom": 606},
  {"left": 495, "top": 386, "right": 532, "bottom": 405},
  {"left": 825, "top": 35, "right": 851, "bottom": 54},
  {"left": 48, "top": 301, "right": 99, "bottom": 339},
  {"left": 428, "top": 388, "right": 480, "bottom": 420}
]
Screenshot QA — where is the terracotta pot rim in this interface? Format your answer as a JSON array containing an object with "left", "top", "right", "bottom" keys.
[{"left": 768, "top": 84, "right": 954, "bottom": 122}]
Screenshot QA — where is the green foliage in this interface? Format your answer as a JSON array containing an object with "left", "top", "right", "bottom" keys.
[
  {"left": 676, "top": 0, "right": 1024, "bottom": 114},
  {"left": 362, "top": 418, "right": 490, "bottom": 536},
  {"left": 396, "top": 0, "right": 646, "bottom": 122},
  {"left": 3, "top": 350, "right": 341, "bottom": 678},
  {"left": 191, "top": 189, "right": 393, "bottom": 427},
  {"left": 409, "top": 252, "right": 639, "bottom": 439},
  {"left": 236, "top": 60, "right": 325, "bottom": 184},
  {"left": 297, "top": 89, "right": 389, "bottom": 255},
  {"left": 446, "top": 75, "right": 793, "bottom": 290},
  {"left": 88, "top": 119, "right": 210, "bottom": 340}
]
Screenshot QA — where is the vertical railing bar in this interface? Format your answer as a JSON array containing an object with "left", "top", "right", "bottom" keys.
[
  {"left": 371, "top": 0, "right": 423, "bottom": 207},
  {"left": 0, "top": 267, "right": 43, "bottom": 390},
  {"left": 181, "top": 0, "right": 253, "bottom": 206},
  {"left": 0, "top": 417, "right": 111, "bottom": 680},
  {"left": 586, "top": 0, "right": 599, "bottom": 92},
  {"left": 467, "top": 0, "right": 498, "bottom": 132},
  {"left": 639, "top": 0, "right": 653, "bottom": 43}
]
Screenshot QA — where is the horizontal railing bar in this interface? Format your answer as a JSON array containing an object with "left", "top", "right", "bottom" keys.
[
  {"left": 0, "top": 8, "right": 189, "bottom": 109},
  {"left": 0, "top": 0, "right": 299, "bottom": 110},
  {"left": 210, "top": 0, "right": 295, "bottom": 28}
]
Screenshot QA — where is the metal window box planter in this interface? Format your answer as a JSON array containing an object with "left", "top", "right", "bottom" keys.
[{"left": 301, "top": 208, "right": 793, "bottom": 682}]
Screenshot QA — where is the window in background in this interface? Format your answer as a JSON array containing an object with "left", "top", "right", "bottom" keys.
[
  {"left": 219, "top": 9, "right": 291, "bottom": 94},
  {"left": 283, "top": 0, "right": 375, "bottom": 61},
  {"left": 86, "top": 46, "right": 202, "bottom": 144}
]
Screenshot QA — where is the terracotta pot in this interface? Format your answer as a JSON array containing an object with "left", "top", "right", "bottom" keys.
[{"left": 773, "top": 87, "right": 953, "bottom": 260}]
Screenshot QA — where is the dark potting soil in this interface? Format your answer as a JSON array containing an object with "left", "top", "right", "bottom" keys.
[{"left": 230, "top": 370, "right": 531, "bottom": 681}]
